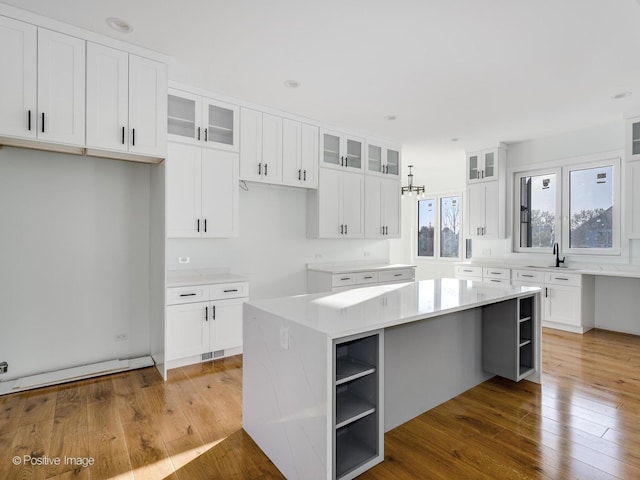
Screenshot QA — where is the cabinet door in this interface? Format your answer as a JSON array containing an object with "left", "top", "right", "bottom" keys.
[
  {"left": 300, "top": 123, "right": 319, "bottom": 188},
  {"left": 365, "top": 176, "right": 383, "bottom": 237},
  {"left": 626, "top": 160, "right": 640, "bottom": 238},
  {"left": 210, "top": 298, "right": 244, "bottom": 352},
  {"left": 86, "top": 43, "right": 128, "bottom": 152},
  {"left": 201, "top": 150, "right": 239, "bottom": 238},
  {"left": 239, "top": 107, "right": 263, "bottom": 181},
  {"left": 544, "top": 285, "right": 580, "bottom": 326},
  {"left": 381, "top": 178, "right": 400, "bottom": 237},
  {"left": 626, "top": 117, "right": 640, "bottom": 162},
  {"left": 367, "top": 143, "right": 383, "bottom": 176},
  {"left": 482, "top": 150, "right": 497, "bottom": 180},
  {"left": 282, "top": 118, "right": 302, "bottom": 185},
  {"left": 0, "top": 16, "right": 37, "bottom": 139},
  {"left": 128, "top": 55, "right": 167, "bottom": 157},
  {"left": 466, "top": 183, "right": 485, "bottom": 236},
  {"left": 166, "top": 302, "right": 208, "bottom": 361},
  {"left": 168, "top": 89, "right": 201, "bottom": 145},
  {"left": 483, "top": 182, "right": 500, "bottom": 237},
  {"left": 166, "top": 143, "right": 202, "bottom": 238},
  {"left": 202, "top": 97, "right": 239, "bottom": 151},
  {"left": 320, "top": 130, "right": 341, "bottom": 169},
  {"left": 385, "top": 147, "right": 400, "bottom": 176},
  {"left": 317, "top": 168, "right": 343, "bottom": 237},
  {"left": 37, "top": 28, "right": 85, "bottom": 145},
  {"left": 344, "top": 136, "right": 364, "bottom": 171},
  {"left": 467, "top": 152, "right": 481, "bottom": 182},
  {"left": 341, "top": 170, "right": 364, "bottom": 237},
  {"left": 261, "top": 113, "right": 283, "bottom": 182}
]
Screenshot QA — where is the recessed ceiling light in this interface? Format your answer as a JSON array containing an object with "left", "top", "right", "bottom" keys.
[
  {"left": 384, "top": 115, "right": 397, "bottom": 121},
  {"left": 613, "top": 91, "right": 632, "bottom": 100},
  {"left": 283, "top": 80, "right": 301, "bottom": 89},
  {"left": 451, "top": 138, "right": 459, "bottom": 142},
  {"left": 106, "top": 17, "right": 133, "bottom": 33}
]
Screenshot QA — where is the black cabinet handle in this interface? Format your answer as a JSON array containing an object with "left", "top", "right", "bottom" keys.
[
  {"left": 364, "top": 276, "right": 374, "bottom": 279},
  {"left": 205, "top": 306, "right": 208, "bottom": 321},
  {"left": 27, "top": 110, "right": 31, "bottom": 131},
  {"left": 341, "top": 277, "right": 351, "bottom": 281},
  {"left": 223, "top": 289, "right": 238, "bottom": 293},
  {"left": 204, "top": 128, "right": 208, "bottom": 142},
  {"left": 122, "top": 126, "right": 125, "bottom": 145},
  {"left": 197, "top": 127, "right": 200, "bottom": 141},
  {"left": 340, "top": 224, "right": 344, "bottom": 235},
  {"left": 394, "top": 273, "right": 403, "bottom": 277},
  {"left": 545, "top": 287, "right": 548, "bottom": 298},
  {"left": 132, "top": 128, "right": 135, "bottom": 146},
  {"left": 345, "top": 157, "right": 348, "bottom": 168},
  {"left": 212, "top": 305, "right": 216, "bottom": 320},
  {"left": 180, "top": 293, "right": 197, "bottom": 297},
  {"left": 204, "top": 219, "right": 207, "bottom": 233},
  {"left": 303, "top": 170, "right": 306, "bottom": 181},
  {"left": 345, "top": 224, "right": 348, "bottom": 234},
  {"left": 41, "top": 112, "right": 45, "bottom": 133},
  {"left": 381, "top": 226, "right": 384, "bottom": 235},
  {"left": 264, "top": 163, "right": 268, "bottom": 176},
  {"left": 258, "top": 163, "right": 262, "bottom": 175},
  {"left": 522, "top": 274, "right": 534, "bottom": 278},
  {"left": 197, "top": 219, "right": 200, "bottom": 232},
  {"left": 298, "top": 169, "right": 301, "bottom": 180}
]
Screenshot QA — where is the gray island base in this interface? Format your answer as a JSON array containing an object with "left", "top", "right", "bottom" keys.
[{"left": 243, "top": 278, "right": 541, "bottom": 479}]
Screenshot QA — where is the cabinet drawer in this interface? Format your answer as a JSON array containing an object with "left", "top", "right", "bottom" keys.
[
  {"left": 483, "top": 267, "right": 510, "bottom": 280},
  {"left": 355, "top": 272, "right": 379, "bottom": 285},
  {"left": 512, "top": 269, "right": 544, "bottom": 283},
  {"left": 484, "top": 278, "right": 509, "bottom": 285},
  {"left": 378, "top": 268, "right": 415, "bottom": 283},
  {"left": 455, "top": 265, "right": 483, "bottom": 278},
  {"left": 332, "top": 274, "right": 357, "bottom": 288},
  {"left": 545, "top": 272, "right": 581, "bottom": 287},
  {"left": 210, "top": 282, "right": 250, "bottom": 300},
  {"left": 167, "top": 285, "right": 208, "bottom": 305}
]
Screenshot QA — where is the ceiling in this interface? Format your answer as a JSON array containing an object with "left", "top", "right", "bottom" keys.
[{"left": 4, "top": 0, "right": 640, "bottom": 153}]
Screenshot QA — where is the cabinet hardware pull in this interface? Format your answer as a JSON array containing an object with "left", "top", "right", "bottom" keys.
[
  {"left": 265, "top": 163, "right": 268, "bottom": 176},
  {"left": 197, "top": 219, "right": 200, "bottom": 232},
  {"left": 180, "top": 293, "right": 197, "bottom": 297},
  {"left": 204, "top": 219, "right": 207, "bottom": 233},
  {"left": 381, "top": 226, "right": 384, "bottom": 235},
  {"left": 463, "top": 269, "right": 472, "bottom": 272},
  {"left": 345, "top": 157, "right": 348, "bottom": 168},
  {"left": 122, "top": 126, "right": 125, "bottom": 145},
  {"left": 481, "top": 170, "right": 484, "bottom": 178},
  {"left": 132, "top": 128, "right": 135, "bottom": 146},
  {"left": 341, "top": 277, "right": 351, "bottom": 281},
  {"left": 223, "top": 289, "right": 238, "bottom": 293},
  {"left": 298, "top": 169, "right": 301, "bottom": 180},
  {"left": 212, "top": 305, "right": 216, "bottom": 320},
  {"left": 394, "top": 273, "right": 403, "bottom": 277},
  {"left": 303, "top": 170, "right": 306, "bottom": 181},
  {"left": 545, "top": 287, "right": 548, "bottom": 297},
  {"left": 28, "top": 110, "right": 31, "bottom": 131},
  {"left": 364, "top": 276, "right": 373, "bottom": 279},
  {"left": 258, "top": 163, "right": 262, "bottom": 175},
  {"left": 205, "top": 306, "right": 208, "bottom": 321},
  {"left": 490, "top": 279, "right": 500, "bottom": 282},
  {"left": 197, "top": 127, "right": 200, "bottom": 141},
  {"left": 204, "top": 128, "right": 208, "bottom": 142},
  {"left": 556, "top": 277, "right": 569, "bottom": 281},
  {"left": 522, "top": 274, "right": 534, "bottom": 278},
  {"left": 345, "top": 224, "right": 348, "bottom": 234},
  {"left": 477, "top": 227, "right": 480, "bottom": 235},
  {"left": 41, "top": 112, "right": 45, "bottom": 133},
  {"left": 340, "top": 224, "right": 344, "bottom": 235}
]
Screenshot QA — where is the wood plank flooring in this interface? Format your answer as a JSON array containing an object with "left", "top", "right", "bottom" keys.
[{"left": 1, "top": 327, "right": 639, "bottom": 479}]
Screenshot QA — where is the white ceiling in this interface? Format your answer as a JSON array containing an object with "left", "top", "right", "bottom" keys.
[{"left": 4, "top": 0, "right": 640, "bottom": 153}]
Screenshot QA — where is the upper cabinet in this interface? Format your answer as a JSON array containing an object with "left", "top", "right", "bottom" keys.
[
  {"left": 281, "top": 119, "right": 318, "bottom": 188},
  {"left": 320, "top": 129, "right": 364, "bottom": 172},
  {"left": 0, "top": 18, "right": 85, "bottom": 146},
  {"left": 168, "top": 88, "right": 239, "bottom": 152},
  {"left": 626, "top": 116, "right": 640, "bottom": 162},
  {"left": 466, "top": 146, "right": 505, "bottom": 183},
  {"left": 365, "top": 176, "right": 400, "bottom": 238},
  {"left": 239, "top": 107, "right": 283, "bottom": 183},
  {"left": 366, "top": 141, "right": 401, "bottom": 178},
  {"left": 86, "top": 43, "right": 167, "bottom": 158}
]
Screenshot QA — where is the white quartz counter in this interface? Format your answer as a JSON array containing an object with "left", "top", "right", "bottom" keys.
[
  {"left": 246, "top": 278, "right": 539, "bottom": 339},
  {"left": 306, "top": 262, "right": 416, "bottom": 274},
  {"left": 166, "top": 269, "right": 248, "bottom": 287},
  {"left": 457, "top": 261, "right": 640, "bottom": 279}
]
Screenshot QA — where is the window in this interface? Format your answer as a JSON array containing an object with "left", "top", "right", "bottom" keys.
[
  {"left": 514, "top": 157, "right": 620, "bottom": 256},
  {"left": 418, "top": 194, "right": 461, "bottom": 260}
]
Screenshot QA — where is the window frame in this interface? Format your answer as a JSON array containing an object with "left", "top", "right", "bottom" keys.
[{"left": 416, "top": 192, "right": 463, "bottom": 262}]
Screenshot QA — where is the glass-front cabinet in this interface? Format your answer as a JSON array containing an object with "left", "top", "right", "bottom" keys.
[
  {"left": 366, "top": 141, "right": 401, "bottom": 177},
  {"left": 320, "top": 129, "right": 364, "bottom": 172},
  {"left": 168, "top": 88, "right": 239, "bottom": 152},
  {"left": 466, "top": 148, "right": 501, "bottom": 183}
]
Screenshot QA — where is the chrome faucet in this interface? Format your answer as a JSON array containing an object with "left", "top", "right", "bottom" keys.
[{"left": 552, "top": 242, "right": 565, "bottom": 268}]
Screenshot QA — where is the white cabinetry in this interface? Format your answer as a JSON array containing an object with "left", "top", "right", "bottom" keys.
[
  {"left": 168, "top": 88, "right": 239, "bottom": 151},
  {"left": 165, "top": 281, "right": 249, "bottom": 366},
  {"left": 282, "top": 119, "right": 318, "bottom": 188},
  {"left": 366, "top": 142, "right": 400, "bottom": 177},
  {"left": 467, "top": 181, "right": 502, "bottom": 237},
  {"left": 86, "top": 43, "right": 167, "bottom": 158},
  {"left": 240, "top": 107, "right": 283, "bottom": 183},
  {"left": 467, "top": 147, "right": 503, "bottom": 183},
  {"left": 166, "top": 142, "right": 239, "bottom": 238},
  {"left": 365, "top": 176, "right": 400, "bottom": 238},
  {"left": 625, "top": 117, "right": 640, "bottom": 238},
  {"left": 307, "top": 265, "right": 415, "bottom": 293},
  {"left": 308, "top": 168, "right": 364, "bottom": 238},
  {"left": 0, "top": 18, "right": 85, "bottom": 147},
  {"left": 320, "top": 129, "right": 364, "bottom": 172}
]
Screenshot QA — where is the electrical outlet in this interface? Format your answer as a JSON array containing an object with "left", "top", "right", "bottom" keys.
[
  {"left": 280, "top": 326, "right": 289, "bottom": 350},
  {"left": 178, "top": 256, "right": 190, "bottom": 264},
  {"left": 115, "top": 333, "right": 128, "bottom": 342},
  {"left": 0, "top": 362, "right": 7, "bottom": 374},
  {"left": 363, "top": 251, "right": 370, "bottom": 257},
  {"left": 482, "top": 248, "right": 491, "bottom": 256},
  {"left": 314, "top": 253, "right": 322, "bottom": 260}
]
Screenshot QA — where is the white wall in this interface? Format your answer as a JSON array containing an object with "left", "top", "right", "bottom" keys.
[
  {"left": 167, "top": 182, "right": 389, "bottom": 300},
  {"left": 0, "top": 147, "right": 153, "bottom": 381},
  {"left": 389, "top": 144, "right": 466, "bottom": 280}
]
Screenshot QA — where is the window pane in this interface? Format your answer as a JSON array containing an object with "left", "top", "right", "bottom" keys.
[
  {"left": 569, "top": 166, "right": 613, "bottom": 248},
  {"left": 519, "top": 173, "right": 556, "bottom": 248},
  {"left": 418, "top": 199, "right": 435, "bottom": 257},
  {"left": 440, "top": 196, "right": 460, "bottom": 258}
]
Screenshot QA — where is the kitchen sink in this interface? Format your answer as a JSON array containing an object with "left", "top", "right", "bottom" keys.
[{"left": 524, "top": 265, "right": 578, "bottom": 271}]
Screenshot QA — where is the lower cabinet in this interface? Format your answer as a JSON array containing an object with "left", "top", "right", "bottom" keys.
[
  {"left": 165, "top": 282, "right": 249, "bottom": 365},
  {"left": 333, "top": 331, "right": 383, "bottom": 480}
]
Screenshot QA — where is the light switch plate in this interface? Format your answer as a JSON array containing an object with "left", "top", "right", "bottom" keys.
[{"left": 280, "top": 326, "right": 289, "bottom": 350}]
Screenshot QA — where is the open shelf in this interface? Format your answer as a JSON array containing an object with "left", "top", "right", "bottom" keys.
[
  {"left": 336, "top": 356, "right": 375, "bottom": 385},
  {"left": 335, "top": 414, "right": 378, "bottom": 479},
  {"left": 336, "top": 390, "right": 376, "bottom": 429}
]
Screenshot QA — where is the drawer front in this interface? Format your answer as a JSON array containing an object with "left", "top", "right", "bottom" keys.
[
  {"left": 512, "top": 269, "right": 544, "bottom": 283},
  {"left": 484, "top": 278, "right": 509, "bottom": 285},
  {"left": 355, "top": 271, "right": 379, "bottom": 285},
  {"left": 210, "top": 282, "right": 250, "bottom": 300},
  {"left": 455, "top": 265, "right": 483, "bottom": 278},
  {"left": 378, "top": 268, "right": 415, "bottom": 283},
  {"left": 483, "top": 267, "right": 510, "bottom": 280},
  {"left": 332, "top": 274, "right": 357, "bottom": 288},
  {"left": 167, "top": 285, "right": 208, "bottom": 305},
  {"left": 545, "top": 272, "right": 581, "bottom": 287}
]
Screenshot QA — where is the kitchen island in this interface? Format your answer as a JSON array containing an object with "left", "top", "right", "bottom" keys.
[{"left": 243, "top": 278, "right": 541, "bottom": 480}]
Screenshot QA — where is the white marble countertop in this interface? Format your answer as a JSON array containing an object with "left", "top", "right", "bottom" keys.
[
  {"left": 307, "top": 261, "right": 416, "bottom": 274},
  {"left": 167, "top": 269, "right": 248, "bottom": 287},
  {"left": 246, "top": 278, "right": 539, "bottom": 339},
  {"left": 456, "top": 261, "right": 640, "bottom": 278}
]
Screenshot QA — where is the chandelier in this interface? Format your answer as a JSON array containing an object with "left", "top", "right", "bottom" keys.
[{"left": 401, "top": 165, "right": 425, "bottom": 196}]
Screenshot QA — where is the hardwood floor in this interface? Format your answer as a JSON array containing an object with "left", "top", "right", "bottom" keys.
[{"left": 1, "top": 327, "right": 639, "bottom": 479}]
